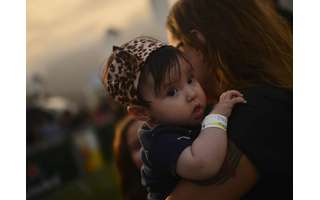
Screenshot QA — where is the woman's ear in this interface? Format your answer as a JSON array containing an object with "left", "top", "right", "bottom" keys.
[
  {"left": 190, "top": 29, "right": 206, "bottom": 44},
  {"left": 127, "top": 105, "right": 150, "bottom": 121}
]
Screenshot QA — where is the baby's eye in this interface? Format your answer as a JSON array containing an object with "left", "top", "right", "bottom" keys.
[{"left": 167, "top": 88, "right": 178, "bottom": 97}]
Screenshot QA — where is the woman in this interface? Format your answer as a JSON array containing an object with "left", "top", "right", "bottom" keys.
[
  {"left": 113, "top": 115, "right": 147, "bottom": 200},
  {"left": 165, "top": 0, "right": 292, "bottom": 199}
]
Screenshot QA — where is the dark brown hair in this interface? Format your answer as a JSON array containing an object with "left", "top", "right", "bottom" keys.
[
  {"left": 113, "top": 115, "right": 147, "bottom": 200},
  {"left": 167, "top": 0, "right": 292, "bottom": 99}
]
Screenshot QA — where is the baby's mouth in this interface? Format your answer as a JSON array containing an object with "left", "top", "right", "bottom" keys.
[{"left": 192, "top": 104, "right": 204, "bottom": 120}]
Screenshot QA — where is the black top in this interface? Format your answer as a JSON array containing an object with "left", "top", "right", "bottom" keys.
[
  {"left": 139, "top": 124, "right": 201, "bottom": 200},
  {"left": 228, "top": 86, "right": 293, "bottom": 199}
]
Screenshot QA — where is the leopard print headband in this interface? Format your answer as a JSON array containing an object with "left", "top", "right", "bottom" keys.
[{"left": 103, "top": 36, "right": 166, "bottom": 105}]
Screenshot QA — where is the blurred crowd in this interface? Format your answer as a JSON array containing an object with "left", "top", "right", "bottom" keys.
[{"left": 26, "top": 85, "right": 127, "bottom": 200}]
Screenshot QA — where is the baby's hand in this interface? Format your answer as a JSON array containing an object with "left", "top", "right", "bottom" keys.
[{"left": 211, "top": 90, "right": 246, "bottom": 117}]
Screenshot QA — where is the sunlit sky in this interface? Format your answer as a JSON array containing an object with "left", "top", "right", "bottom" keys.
[
  {"left": 27, "top": 0, "right": 176, "bottom": 103},
  {"left": 28, "top": 0, "right": 152, "bottom": 74}
]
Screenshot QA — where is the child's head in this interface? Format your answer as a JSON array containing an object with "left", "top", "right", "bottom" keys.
[
  {"left": 103, "top": 36, "right": 207, "bottom": 127},
  {"left": 113, "top": 115, "right": 146, "bottom": 199}
]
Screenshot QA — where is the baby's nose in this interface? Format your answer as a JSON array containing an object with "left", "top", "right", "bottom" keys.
[{"left": 186, "top": 88, "right": 196, "bottom": 102}]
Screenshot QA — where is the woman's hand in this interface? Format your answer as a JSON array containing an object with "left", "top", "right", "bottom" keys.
[{"left": 166, "top": 155, "right": 258, "bottom": 200}]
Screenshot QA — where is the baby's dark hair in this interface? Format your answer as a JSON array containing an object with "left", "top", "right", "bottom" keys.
[{"left": 137, "top": 46, "right": 189, "bottom": 106}]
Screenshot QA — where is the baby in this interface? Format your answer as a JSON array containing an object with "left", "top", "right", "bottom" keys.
[{"left": 102, "top": 36, "right": 246, "bottom": 200}]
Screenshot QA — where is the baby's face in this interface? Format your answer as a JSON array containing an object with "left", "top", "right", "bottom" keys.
[{"left": 141, "top": 57, "right": 207, "bottom": 127}]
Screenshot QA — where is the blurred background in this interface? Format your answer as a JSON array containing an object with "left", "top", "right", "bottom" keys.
[{"left": 26, "top": 0, "right": 292, "bottom": 199}]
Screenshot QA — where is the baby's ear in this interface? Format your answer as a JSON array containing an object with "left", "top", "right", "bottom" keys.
[{"left": 127, "top": 105, "right": 150, "bottom": 121}]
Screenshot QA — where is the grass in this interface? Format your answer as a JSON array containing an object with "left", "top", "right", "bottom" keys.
[{"left": 44, "top": 163, "right": 121, "bottom": 200}]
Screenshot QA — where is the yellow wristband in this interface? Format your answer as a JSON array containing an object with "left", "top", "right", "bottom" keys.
[{"left": 201, "top": 114, "right": 227, "bottom": 131}]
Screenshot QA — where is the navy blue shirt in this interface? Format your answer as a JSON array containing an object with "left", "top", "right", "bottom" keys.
[{"left": 139, "top": 124, "right": 201, "bottom": 200}]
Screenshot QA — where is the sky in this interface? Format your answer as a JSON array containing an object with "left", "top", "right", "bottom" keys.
[
  {"left": 27, "top": 0, "right": 174, "bottom": 104},
  {"left": 28, "top": 0, "right": 151, "bottom": 75}
]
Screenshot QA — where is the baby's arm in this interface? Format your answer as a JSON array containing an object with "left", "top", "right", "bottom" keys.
[{"left": 176, "top": 90, "right": 246, "bottom": 180}]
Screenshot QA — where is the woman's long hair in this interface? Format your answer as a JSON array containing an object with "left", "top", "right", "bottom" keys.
[
  {"left": 167, "top": 0, "right": 292, "bottom": 99},
  {"left": 113, "top": 115, "right": 146, "bottom": 200}
]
